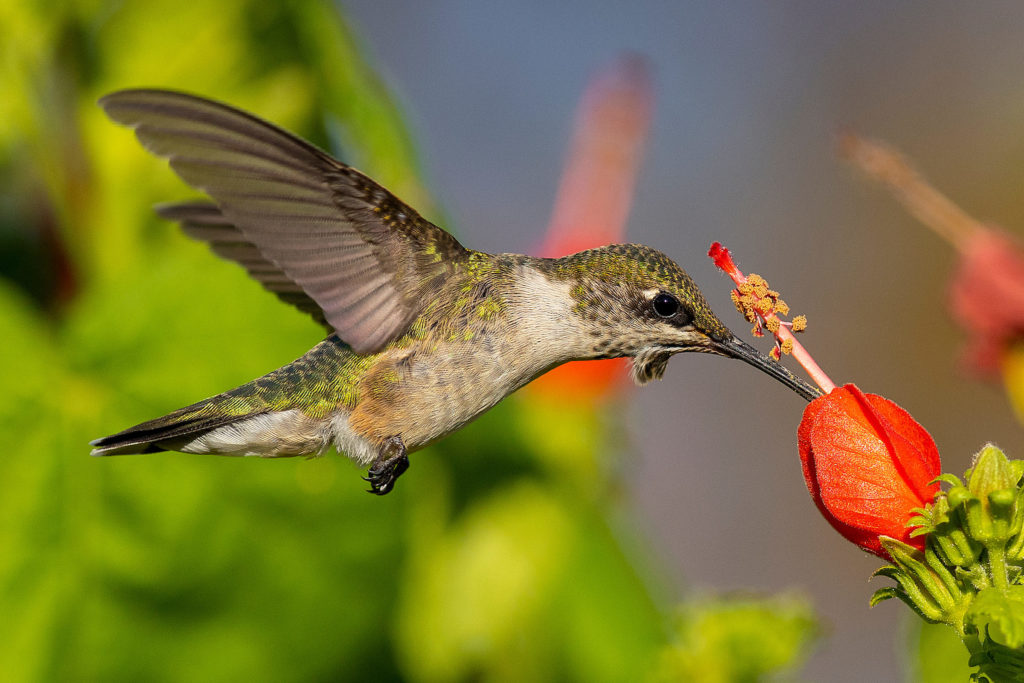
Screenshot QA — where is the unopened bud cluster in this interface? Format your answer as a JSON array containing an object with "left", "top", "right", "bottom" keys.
[{"left": 872, "top": 444, "right": 1024, "bottom": 683}]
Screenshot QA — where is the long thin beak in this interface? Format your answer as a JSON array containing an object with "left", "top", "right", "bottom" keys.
[{"left": 711, "top": 335, "right": 822, "bottom": 402}]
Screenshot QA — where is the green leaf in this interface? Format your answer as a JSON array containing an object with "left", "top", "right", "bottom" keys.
[{"left": 965, "top": 586, "right": 1024, "bottom": 649}]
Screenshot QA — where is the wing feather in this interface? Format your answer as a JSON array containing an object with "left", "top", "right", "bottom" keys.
[
  {"left": 157, "top": 201, "right": 333, "bottom": 329},
  {"left": 103, "top": 89, "right": 468, "bottom": 352}
]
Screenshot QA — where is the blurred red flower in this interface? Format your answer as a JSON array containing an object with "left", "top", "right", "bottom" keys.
[
  {"left": 839, "top": 134, "right": 1024, "bottom": 379},
  {"left": 798, "top": 384, "right": 941, "bottom": 558},
  {"left": 530, "top": 53, "right": 653, "bottom": 400},
  {"left": 948, "top": 228, "right": 1024, "bottom": 376}
]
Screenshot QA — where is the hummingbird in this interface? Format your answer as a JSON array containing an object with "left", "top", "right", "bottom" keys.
[{"left": 90, "top": 89, "right": 820, "bottom": 494}]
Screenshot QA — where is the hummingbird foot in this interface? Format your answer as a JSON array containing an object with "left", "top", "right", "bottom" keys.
[{"left": 364, "top": 436, "right": 409, "bottom": 495}]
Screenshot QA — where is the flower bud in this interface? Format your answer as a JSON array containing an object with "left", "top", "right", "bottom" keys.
[{"left": 798, "top": 384, "right": 941, "bottom": 558}]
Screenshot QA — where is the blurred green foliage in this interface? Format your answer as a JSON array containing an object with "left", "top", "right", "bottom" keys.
[
  {"left": 908, "top": 621, "right": 973, "bottom": 683},
  {"left": 1, "top": 1, "right": 818, "bottom": 680},
  {"left": 651, "top": 596, "right": 818, "bottom": 682}
]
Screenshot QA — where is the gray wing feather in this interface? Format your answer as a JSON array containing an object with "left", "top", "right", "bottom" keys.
[
  {"left": 156, "top": 201, "right": 331, "bottom": 329},
  {"left": 101, "top": 89, "right": 468, "bottom": 353}
]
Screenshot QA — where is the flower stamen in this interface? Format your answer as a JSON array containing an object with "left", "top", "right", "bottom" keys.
[{"left": 709, "top": 242, "right": 836, "bottom": 393}]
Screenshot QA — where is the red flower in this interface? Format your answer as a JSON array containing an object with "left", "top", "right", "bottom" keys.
[
  {"left": 710, "top": 243, "right": 944, "bottom": 558},
  {"left": 798, "top": 384, "right": 941, "bottom": 558},
  {"left": 948, "top": 228, "right": 1024, "bottom": 376}
]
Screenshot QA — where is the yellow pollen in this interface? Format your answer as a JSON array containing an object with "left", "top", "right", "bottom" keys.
[
  {"left": 769, "top": 347, "right": 781, "bottom": 361},
  {"left": 775, "top": 300, "right": 790, "bottom": 316},
  {"left": 780, "top": 338, "right": 794, "bottom": 355},
  {"left": 791, "top": 315, "right": 807, "bottom": 332},
  {"left": 765, "top": 318, "right": 781, "bottom": 333}
]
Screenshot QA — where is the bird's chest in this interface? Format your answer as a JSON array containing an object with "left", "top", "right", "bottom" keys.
[
  {"left": 345, "top": 267, "right": 583, "bottom": 449},
  {"left": 350, "top": 330, "right": 545, "bottom": 448}
]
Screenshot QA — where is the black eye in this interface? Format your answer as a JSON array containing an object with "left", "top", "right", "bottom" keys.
[{"left": 652, "top": 293, "right": 680, "bottom": 318}]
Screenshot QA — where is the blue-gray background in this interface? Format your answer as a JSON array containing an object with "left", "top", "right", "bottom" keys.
[{"left": 341, "top": 2, "right": 1024, "bottom": 679}]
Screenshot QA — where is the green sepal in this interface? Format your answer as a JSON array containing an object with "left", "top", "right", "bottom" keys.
[
  {"left": 931, "top": 528, "right": 982, "bottom": 568},
  {"left": 927, "top": 494, "right": 984, "bottom": 567},
  {"left": 924, "top": 544, "right": 962, "bottom": 601},
  {"left": 884, "top": 538, "right": 957, "bottom": 610},
  {"left": 909, "top": 516, "right": 932, "bottom": 534},
  {"left": 935, "top": 473, "right": 965, "bottom": 488},
  {"left": 872, "top": 565, "right": 900, "bottom": 581},
  {"left": 870, "top": 583, "right": 944, "bottom": 623},
  {"left": 869, "top": 586, "right": 897, "bottom": 607},
  {"left": 1010, "top": 537, "right": 1024, "bottom": 564},
  {"left": 878, "top": 538, "right": 951, "bottom": 619}
]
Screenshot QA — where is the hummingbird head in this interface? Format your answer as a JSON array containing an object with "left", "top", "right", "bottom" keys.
[{"left": 552, "top": 244, "right": 820, "bottom": 401}]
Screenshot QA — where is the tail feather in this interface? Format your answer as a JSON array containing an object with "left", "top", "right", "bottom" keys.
[
  {"left": 90, "top": 400, "right": 261, "bottom": 456},
  {"left": 91, "top": 336, "right": 356, "bottom": 457}
]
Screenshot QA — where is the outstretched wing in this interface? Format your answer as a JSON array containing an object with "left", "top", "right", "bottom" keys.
[
  {"left": 100, "top": 89, "right": 469, "bottom": 353},
  {"left": 156, "top": 200, "right": 331, "bottom": 330}
]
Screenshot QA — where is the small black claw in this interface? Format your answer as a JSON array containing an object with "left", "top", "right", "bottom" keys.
[{"left": 365, "top": 436, "right": 409, "bottom": 495}]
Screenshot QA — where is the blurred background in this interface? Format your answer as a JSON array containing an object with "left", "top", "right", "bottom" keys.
[{"left": 3, "top": 1, "right": 1023, "bottom": 681}]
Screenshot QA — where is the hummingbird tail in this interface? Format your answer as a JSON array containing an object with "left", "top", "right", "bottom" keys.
[
  {"left": 89, "top": 400, "right": 257, "bottom": 456},
  {"left": 91, "top": 387, "right": 336, "bottom": 458},
  {"left": 91, "top": 337, "right": 359, "bottom": 458}
]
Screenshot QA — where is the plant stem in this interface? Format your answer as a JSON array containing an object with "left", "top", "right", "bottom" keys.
[{"left": 987, "top": 545, "right": 1010, "bottom": 591}]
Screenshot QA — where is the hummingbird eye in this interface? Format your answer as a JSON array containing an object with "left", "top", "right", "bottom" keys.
[{"left": 652, "top": 292, "right": 680, "bottom": 318}]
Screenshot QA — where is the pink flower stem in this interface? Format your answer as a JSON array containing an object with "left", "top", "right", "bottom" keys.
[{"left": 773, "top": 324, "right": 836, "bottom": 394}]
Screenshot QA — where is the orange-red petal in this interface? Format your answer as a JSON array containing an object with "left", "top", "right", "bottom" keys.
[{"left": 798, "top": 384, "right": 941, "bottom": 557}]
